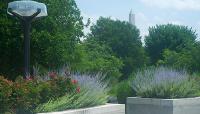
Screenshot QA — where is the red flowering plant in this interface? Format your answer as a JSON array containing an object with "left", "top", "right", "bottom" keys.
[
  {"left": 0, "top": 71, "right": 82, "bottom": 114},
  {"left": 35, "top": 73, "right": 108, "bottom": 113},
  {"left": 11, "top": 76, "right": 41, "bottom": 113},
  {"left": 48, "top": 77, "right": 77, "bottom": 98},
  {"left": 0, "top": 76, "right": 13, "bottom": 113},
  {"left": 76, "top": 86, "right": 81, "bottom": 93},
  {"left": 71, "top": 79, "right": 78, "bottom": 84},
  {"left": 48, "top": 72, "right": 57, "bottom": 79},
  {"left": 71, "top": 79, "right": 81, "bottom": 93},
  {"left": 45, "top": 71, "right": 78, "bottom": 98}
]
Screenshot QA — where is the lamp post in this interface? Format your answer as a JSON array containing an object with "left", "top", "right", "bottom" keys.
[{"left": 7, "top": 0, "right": 47, "bottom": 78}]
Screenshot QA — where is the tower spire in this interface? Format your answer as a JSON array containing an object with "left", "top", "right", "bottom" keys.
[
  {"left": 129, "top": 9, "right": 135, "bottom": 25},
  {"left": 130, "top": 9, "right": 133, "bottom": 14}
]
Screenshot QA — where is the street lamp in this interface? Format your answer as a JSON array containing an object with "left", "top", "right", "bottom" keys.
[{"left": 7, "top": 0, "right": 47, "bottom": 78}]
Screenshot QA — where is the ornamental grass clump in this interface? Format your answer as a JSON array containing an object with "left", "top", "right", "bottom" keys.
[
  {"left": 131, "top": 67, "right": 200, "bottom": 99},
  {"left": 35, "top": 73, "right": 109, "bottom": 113}
]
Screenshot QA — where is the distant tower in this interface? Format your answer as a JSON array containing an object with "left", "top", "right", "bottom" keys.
[{"left": 129, "top": 9, "right": 135, "bottom": 25}]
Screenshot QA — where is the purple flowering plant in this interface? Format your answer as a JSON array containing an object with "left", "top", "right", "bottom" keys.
[{"left": 131, "top": 66, "right": 200, "bottom": 99}]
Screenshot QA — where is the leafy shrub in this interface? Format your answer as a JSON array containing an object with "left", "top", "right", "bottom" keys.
[
  {"left": 36, "top": 71, "right": 78, "bottom": 100},
  {"left": 0, "top": 76, "right": 13, "bottom": 113},
  {"left": 0, "top": 73, "right": 77, "bottom": 114},
  {"left": 48, "top": 76, "right": 75, "bottom": 98},
  {"left": 131, "top": 67, "right": 200, "bottom": 99},
  {"left": 35, "top": 73, "right": 108, "bottom": 113},
  {"left": 115, "top": 80, "right": 135, "bottom": 104},
  {"left": 0, "top": 68, "right": 108, "bottom": 113},
  {"left": 11, "top": 77, "right": 41, "bottom": 114},
  {"left": 37, "top": 81, "right": 52, "bottom": 104}
]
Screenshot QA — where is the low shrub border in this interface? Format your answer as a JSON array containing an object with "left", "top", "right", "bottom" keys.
[{"left": 0, "top": 71, "right": 109, "bottom": 114}]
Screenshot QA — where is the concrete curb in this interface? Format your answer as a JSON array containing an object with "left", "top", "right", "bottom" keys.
[{"left": 38, "top": 104, "right": 125, "bottom": 114}]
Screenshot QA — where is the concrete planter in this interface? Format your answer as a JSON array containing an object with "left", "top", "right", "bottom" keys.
[
  {"left": 39, "top": 104, "right": 125, "bottom": 114},
  {"left": 126, "top": 97, "right": 200, "bottom": 114}
]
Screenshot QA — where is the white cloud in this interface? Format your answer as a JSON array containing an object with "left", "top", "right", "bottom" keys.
[{"left": 140, "top": 0, "right": 200, "bottom": 11}]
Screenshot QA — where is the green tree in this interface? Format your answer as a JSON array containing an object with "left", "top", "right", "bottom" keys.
[
  {"left": 0, "top": 0, "right": 23, "bottom": 79},
  {"left": 89, "top": 17, "right": 147, "bottom": 79},
  {"left": 77, "top": 38, "right": 124, "bottom": 84},
  {"left": 158, "top": 42, "right": 200, "bottom": 72},
  {"left": 32, "top": 0, "right": 84, "bottom": 68},
  {"left": 145, "top": 24, "right": 197, "bottom": 64},
  {"left": 0, "top": 0, "right": 84, "bottom": 79}
]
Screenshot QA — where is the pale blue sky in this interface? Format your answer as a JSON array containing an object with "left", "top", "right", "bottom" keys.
[{"left": 76, "top": 0, "right": 200, "bottom": 40}]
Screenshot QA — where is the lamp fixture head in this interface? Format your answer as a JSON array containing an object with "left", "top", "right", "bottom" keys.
[{"left": 7, "top": 0, "right": 47, "bottom": 18}]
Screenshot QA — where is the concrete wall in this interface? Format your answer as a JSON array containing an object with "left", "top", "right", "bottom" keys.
[
  {"left": 126, "top": 97, "right": 200, "bottom": 114},
  {"left": 39, "top": 104, "right": 125, "bottom": 114}
]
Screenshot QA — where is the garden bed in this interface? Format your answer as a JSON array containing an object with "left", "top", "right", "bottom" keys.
[
  {"left": 38, "top": 104, "right": 125, "bottom": 114},
  {"left": 126, "top": 97, "right": 200, "bottom": 114}
]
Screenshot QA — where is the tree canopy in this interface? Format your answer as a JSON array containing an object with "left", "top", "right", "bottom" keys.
[
  {"left": 88, "top": 17, "right": 147, "bottom": 79},
  {"left": 145, "top": 24, "right": 197, "bottom": 64},
  {"left": 158, "top": 42, "right": 200, "bottom": 72},
  {"left": 77, "top": 38, "right": 124, "bottom": 84}
]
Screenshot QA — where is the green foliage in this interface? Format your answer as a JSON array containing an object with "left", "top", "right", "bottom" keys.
[
  {"left": 36, "top": 81, "right": 52, "bottom": 104},
  {"left": 158, "top": 42, "right": 200, "bottom": 72},
  {"left": 0, "top": 0, "right": 24, "bottom": 79},
  {"left": 145, "top": 24, "right": 197, "bottom": 64},
  {"left": 35, "top": 87, "right": 108, "bottom": 113},
  {"left": 35, "top": 73, "right": 108, "bottom": 113},
  {"left": 157, "top": 49, "right": 180, "bottom": 66},
  {"left": 77, "top": 38, "right": 124, "bottom": 84},
  {"left": 0, "top": 70, "right": 109, "bottom": 113},
  {"left": 0, "top": 76, "right": 13, "bottom": 113},
  {"left": 131, "top": 67, "right": 200, "bottom": 99},
  {"left": 114, "top": 80, "right": 135, "bottom": 104},
  {"left": 12, "top": 77, "right": 41, "bottom": 114},
  {"left": 48, "top": 76, "right": 76, "bottom": 98},
  {"left": 31, "top": 0, "right": 84, "bottom": 68},
  {"left": 88, "top": 17, "right": 147, "bottom": 79},
  {"left": 0, "top": 75, "right": 77, "bottom": 114},
  {"left": 0, "top": 0, "right": 84, "bottom": 79}
]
